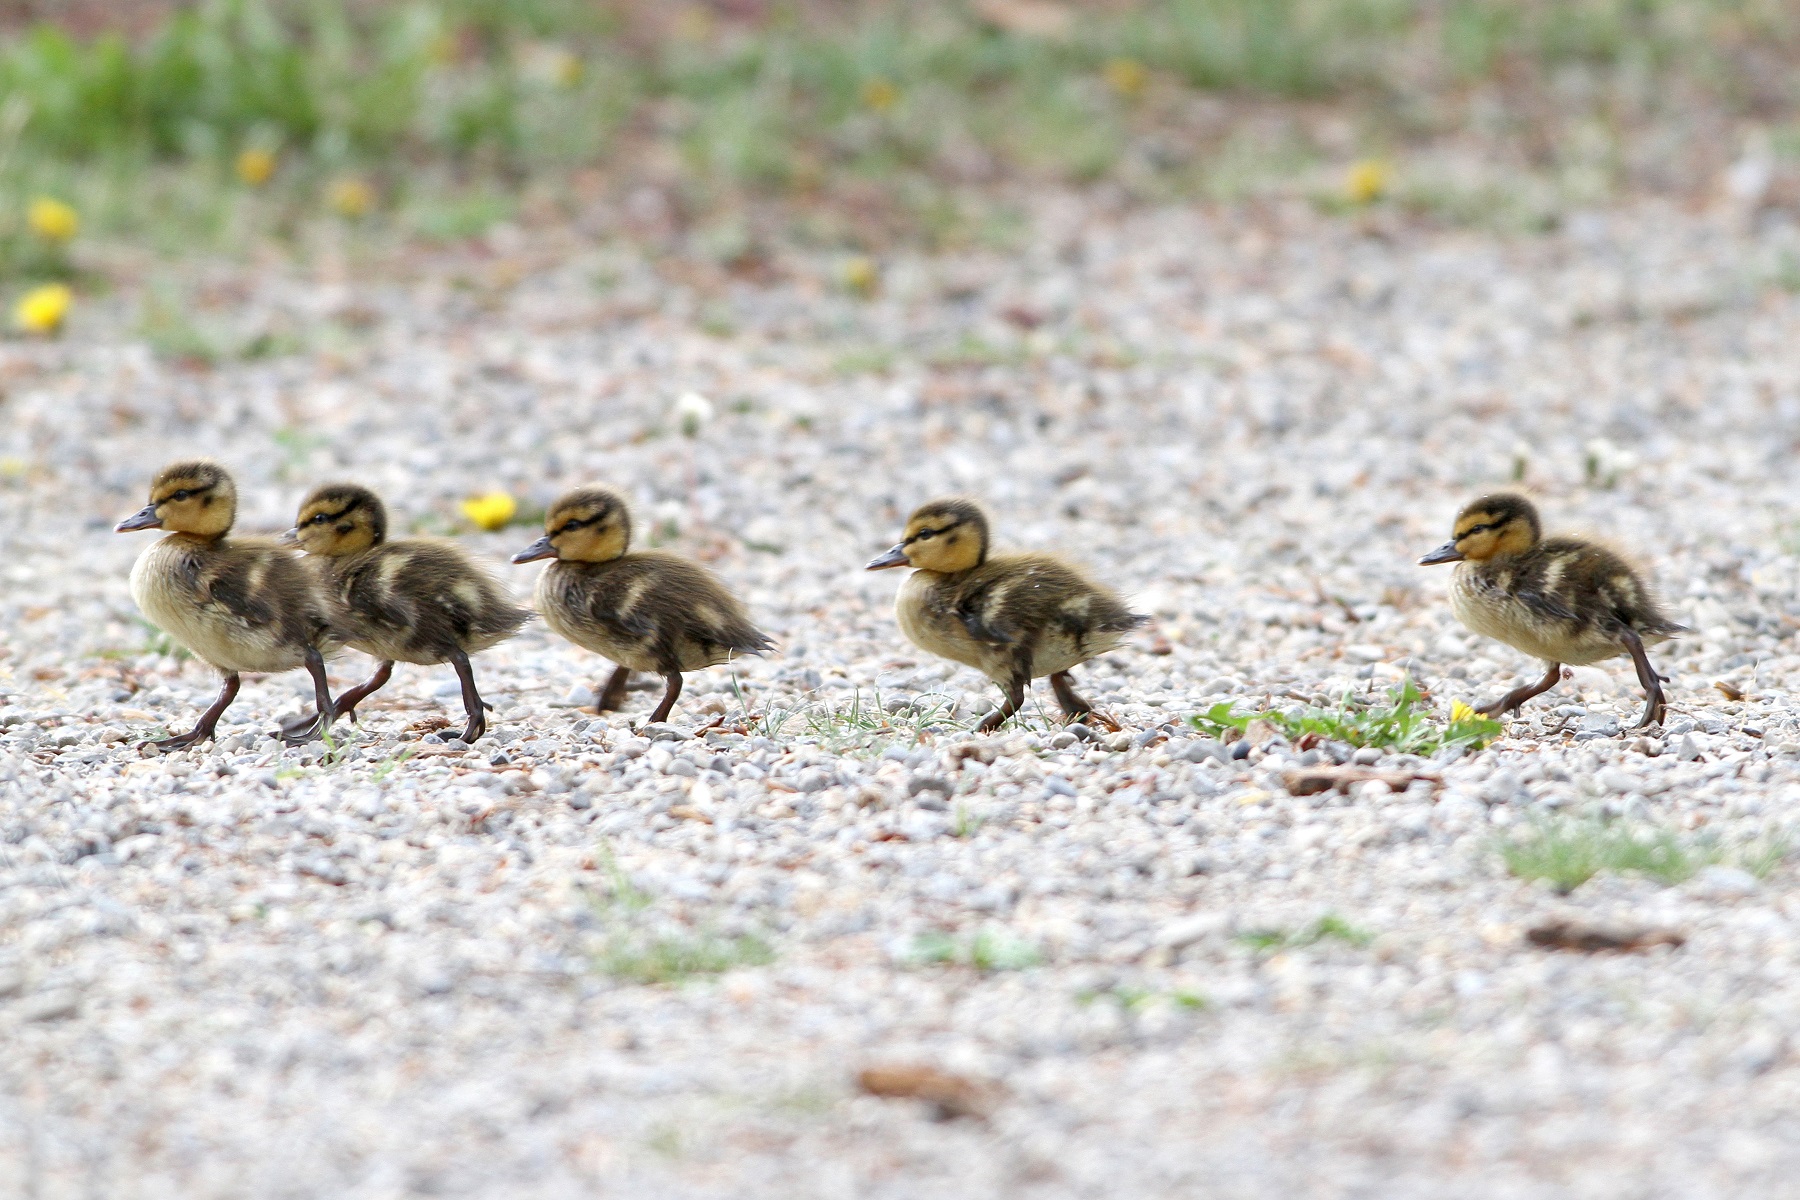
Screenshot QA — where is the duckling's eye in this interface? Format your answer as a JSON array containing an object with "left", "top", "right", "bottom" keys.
[
  {"left": 311, "top": 513, "right": 330, "bottom": 525},
  {"left": 170, "top": 489, "right": 192, "bottom": 502}
]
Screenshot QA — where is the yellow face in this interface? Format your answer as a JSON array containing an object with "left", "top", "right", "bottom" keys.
[
  {"left": 1449, "top": 507, "right": 1535, "bottom": 561},
  {"left": 513, "top": 486, "right": 630, "bottom": 564},
  {"left": 1418, "top": 493, "right": 1541, "bottom": 566},
  {"left": 116, "top": 461, "right": 236, "bottom": 538},
  {"left": 290, "top": 484, "right": 385, "bottom": 556},
  {"left": 866, "top": 499, "right": 988, "bottom": 574}
]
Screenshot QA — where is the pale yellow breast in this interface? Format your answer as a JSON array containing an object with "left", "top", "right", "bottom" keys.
[
  {"left": 130, "top": 538, "right": 304, "bottom": 674},
  {"left": 1450, "top": 566, "right": 1623, "bottom": 666},
  {"left": 896, "top": 571, "right": 999, "bottom": 678}
]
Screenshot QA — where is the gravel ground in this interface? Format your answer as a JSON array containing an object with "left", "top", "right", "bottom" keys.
[{"left": 5, "top": 194, "right": 1800, "bottom": 1197}]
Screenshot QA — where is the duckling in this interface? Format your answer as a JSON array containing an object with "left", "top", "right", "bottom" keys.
[
  {"left": 1419, "top": 492, "right": 1685, "bottom": 728},
  {"left": 115, "top": 460, "right": 339, "bottom": 752},
  {"left": 284, "top": 483, "right": 530, "bottom": 745},
  {"left": 867, "top": 498, "right": 1146, "bottom": 733},
  {"left": 512, "top": 485, "right": 773, "bottom": 724}
]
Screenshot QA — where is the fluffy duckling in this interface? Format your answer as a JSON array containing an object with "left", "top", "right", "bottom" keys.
[
  {"left": 115, "top": 460, "right": 339, "bottom": 751},
  {"left": 512, "top": 486, "right": 773, "bottom": 724},
  {"left": 285, "top": 483, "right": 530, "bottom": 744},
  {"left": 1419, "top": 492, "right": 1685, "bottom": 728},
  {"left": 867, "top": 498, "right": 1146, "bottom": 733}
]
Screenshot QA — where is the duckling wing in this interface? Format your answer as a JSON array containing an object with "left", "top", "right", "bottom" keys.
[
  {"left": 955, "top": 556, "right": 1142, "bottom": 647},
  {"left": 636, "top": 554, "right": 773, "bottom": 663},
  {"left": 201, "top": 564, "right": 279, "bottom": 629},
  {"left": 201, "top": 541, "right": 335, "bottom": 652},
  {"left": 335, "top": 543, "right": 528, "bottom": 661}
]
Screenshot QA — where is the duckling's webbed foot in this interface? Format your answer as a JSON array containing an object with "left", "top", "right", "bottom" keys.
[
  {"left": 1477, "top": 662, "right": 1564, "bottom": 719},
  {"left": 448, "top": 649, "right": 489, "bottom": 744},
  {"left": 277, "top": 710, "right": 323, "bottom": 740},
  {"left": 144, "top": 672, "right": 240, "bottom": 754},
  {"left": 1049, "top": 671, "right": 1093, "bottom": 720},
  {"left": 597, "top": 665, "right": 632, "bottom": 712},
  {"left": 1049, "top": 670, "right": 1122, "bottom": 731},
  {"left": 1620, "top": 629, "right": 1668, "bottom": 730},
  {"left": 977, "top": 666, "right": 1029, "bottom": 734},
  {"left": 278, "top": 712, "right": 327, "bottom": 746},
  {"left": 648, "top": 673, "right": 683, "bottom": 725}
]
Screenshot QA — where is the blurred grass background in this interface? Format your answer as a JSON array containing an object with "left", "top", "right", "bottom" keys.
[{"left": 0, "top": 0, "right": 1793, "bottom": 268}]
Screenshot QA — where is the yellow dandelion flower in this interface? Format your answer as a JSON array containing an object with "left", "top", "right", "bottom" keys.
[
  {"left": 14, "top": 283, "right": 70, "bottom": 335},
  {"left": 1449, "top": 700, "right": 1476, "bottom": 724},
  {"left": 236, "top": 148, "right": 277, "bottom": 186},
  {"left": 554, "top": 51, "right": 584, "bottom": 88},
  {"left": 673, "top": 6, "right": 714, "bottom": 42},
  {"left": 326, "top": 176, "right": 375, "bottom": 219},
  {"left": 841, "top": 255, "right": 880, "bottom": 297},
  {"left": 461, "top": 492, "right": 518, "bottom": 532},
  {"left": 27, "top": 197, "right": 78, "bottom": 243},
  {"left": 1103, "top": 57, "right": 1148, "bottom": 99},
  {"left": 1344, "top": 159, "right": 1390, "bottom": 205},
  {"left": 860, "top": 78, "right": 899, "bottom": 112}
]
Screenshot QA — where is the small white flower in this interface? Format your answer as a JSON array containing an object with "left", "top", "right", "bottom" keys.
[{"left": 673, "top": 391, "right": 714, "bottom": 438}]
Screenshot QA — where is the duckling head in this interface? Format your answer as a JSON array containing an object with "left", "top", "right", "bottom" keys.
[
  {"left": 512, "top": 485, "right": 629, "bottom": 564},
  {"left": 866, "top": 498, "right": 988, "bottom": 574},
  {"left": 286, "top": 483, "right": 387, "bottom": 556},
  {"left": 115, "top": 460, "right": 237, "bottom": 539},
  {"left": 1419, "top": 493, "right": 1541, "bottom": 565}
]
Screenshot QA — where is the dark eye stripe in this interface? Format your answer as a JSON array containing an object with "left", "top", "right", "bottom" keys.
[
  {"left": 165, "top": 483, "right": 214, "bottom": 502},
  {"left": 906, "top": 523, "right": 956, "bottom": 544},
  {"left": 557, "top": 513, "right": 602, "bottom": 534}
]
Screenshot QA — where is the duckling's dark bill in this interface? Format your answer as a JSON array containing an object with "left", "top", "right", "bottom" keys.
[
  {"left": 115, "top": 504, "right": 163, "bottom": 532},
  {"left": 512, "top": 536, "right": 556, "bottom": 564},
  {"left": 866, "top": 545, "right": 910, "bottom": 570},
  {"left": 1418, "top": 542, "right": 1464, "bottom": 565}
]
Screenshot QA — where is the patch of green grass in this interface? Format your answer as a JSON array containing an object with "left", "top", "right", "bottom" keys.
[
  {"left": 1081, "top": 985, "right": 1209, "bottom": 1011},
  {"left": 138, "top": 287, "right": 228, "bottom": 365},
  {"left": 730, "top": 682, "right": 968, "bottom": 754},
  {"left": 1191, "top": 677, "right": 1501, "bottom": 754},
  {"left": 272, "top": 425, "right": 328, "bottom": 477},
  {"left": 369, "top": 743, "right": 416, "bottom": 784},
  {"left": 598, "top": 930, "right": 774, "bottom": 985},
  {"left": 951, "top": 801, "right": 982, "bottom": 838},
  {"left": 1497, "top": 817, "right": 1787, "bottom": 893},
  {"left": 1236, "top": 912, "right": 1374, "bottom": 952},
  {"left": 903, "top": 928, "right": 1041, "bottom": 971},
  {"left": 585, "top": 845, "right": 773, "bottom": 984},
  {"left": 0, "top": 0, "right": 1786, "bottom": 254},
  {"left": 406, "top": 189, "right": 514, "bottom": 242},
  {"left": 831, "top": 346, "right": 897, "bottom": 376}
]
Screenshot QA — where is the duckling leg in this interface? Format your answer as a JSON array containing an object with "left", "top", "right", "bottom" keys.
[
  {"left": 448, "top": 648, "right": 490, "bottom": 744},
  {"left": 1048, "top": 670, "right": 1122, "bottom": 732},
  {"left": 331, "top": 660, "right": 395, "bottom": 725},
  {"left": 977, "top": 663, "right": 1030, "bottom": 734},
  {"left": 648, "top": 673, "right": 684, "bottom": 724},
  {"left": 278, "top": 649, "right": 340, "bottom": 745},
  {"left": 145, "top": 672, "right": 240, "bottom": 752},
  {"left": 1477, "top": 661, "right": 1563, "bottom": 719},
  {"left": 597, "top": 665, "right": 631, "bottom": 712},
  {"left": 1619, "top": 628, "right": 1668, "bottom": 729}
]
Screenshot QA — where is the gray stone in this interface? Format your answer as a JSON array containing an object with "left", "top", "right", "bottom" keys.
[{"left": 16, "top": 989, "right": 78, "bottom": 1022}]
